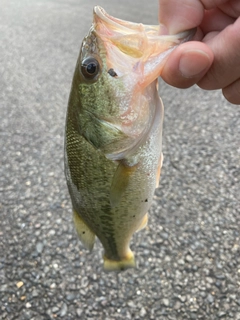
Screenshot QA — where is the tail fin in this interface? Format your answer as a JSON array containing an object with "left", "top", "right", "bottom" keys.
[{"left": 103, "top": 251, "right": 135, "bottom": 271}]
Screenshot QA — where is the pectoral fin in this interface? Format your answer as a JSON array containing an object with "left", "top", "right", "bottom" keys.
[
  {"left": 136, "top": 213, "right": 148, "bottom": 232},
  {"left": 156, "top": 152, "right": 163, "bottom": 188},
  {"left": 110, "top": 161, "right": 138, "bottom": 207},
  {"left": 73, "top": 210, "right": 95, "bottom": 251}
]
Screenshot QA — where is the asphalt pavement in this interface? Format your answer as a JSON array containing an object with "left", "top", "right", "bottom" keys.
[{"left": 0, "top": 0, "right": 240, "bottom": 319}]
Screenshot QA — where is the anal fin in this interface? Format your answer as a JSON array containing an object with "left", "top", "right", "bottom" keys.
[
  {"left": 110, "top": 161, "right": 138, "bottom": 207},
  {"left": 73, "top": 210, "right": 95, "bottom": 251}
]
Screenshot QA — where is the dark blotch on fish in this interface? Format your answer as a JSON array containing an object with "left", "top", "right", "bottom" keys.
[{"left": 108, "top": 68, "right": 118, "bottom": 77}]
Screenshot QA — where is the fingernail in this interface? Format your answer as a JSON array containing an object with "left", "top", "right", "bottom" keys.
[{"left": 179, "top": 50, "right": 211, "bottom": 78}]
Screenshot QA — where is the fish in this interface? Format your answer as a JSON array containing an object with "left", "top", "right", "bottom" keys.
[{"left": 64, "top": 6, "right": 195, "bottom": 271}]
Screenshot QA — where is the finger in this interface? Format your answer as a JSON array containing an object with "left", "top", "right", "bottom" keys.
[
  {"left": 161, "top": 41, "right": 214, "bottom": 89},
  {"left": 198, "top": 17, "right": 240, "bottom": 90},
  {"left": 159, "top": 0, "right": 204, "bottom": 34},
  {"left": 222, "top": 79, "right": 240, "bottom": 105},
  {"left": 200, "top": 8, "right": 236, "bottom": 34},
  {"left": 219, "top": 0, "right": 240, "bottom": 18},
  {"left": 158, "top": 0, "right": 229, "bottom": 34}
]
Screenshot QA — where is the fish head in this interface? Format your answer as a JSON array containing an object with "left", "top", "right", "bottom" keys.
[{"left": 74, "top": 7, "right": 195, "bottom": 159}]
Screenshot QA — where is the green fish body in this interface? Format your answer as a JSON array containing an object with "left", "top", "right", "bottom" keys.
[{"left": 65, "top": 7, "right": 194, "bottom": 270}]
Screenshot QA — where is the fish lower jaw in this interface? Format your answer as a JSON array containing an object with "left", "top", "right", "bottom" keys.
[{"left": 103, "top": 250, "right": 135, "bottom": 271}]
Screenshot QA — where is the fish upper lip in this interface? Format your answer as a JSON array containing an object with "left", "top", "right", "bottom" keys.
[
  {"left": 93, "top": 5, "right": 160, "bottom": 36},
  {"left": 93, "top": 6, "right": 196, "bottom": 41},
  {"left": 93, "top": 6, "right": 125, "bottom": 30},
  {"left": 93, "top": 6, "right": 140, "bottom": 33}
]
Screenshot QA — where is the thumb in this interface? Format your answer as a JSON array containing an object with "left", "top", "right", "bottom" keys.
[{"left": 161, "top": 41, "right": 214, "bottom": 89}]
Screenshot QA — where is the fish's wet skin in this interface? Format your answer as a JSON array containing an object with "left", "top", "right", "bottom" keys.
[{"left": 64, "top": 6, "right": 195, "bottom": 271}]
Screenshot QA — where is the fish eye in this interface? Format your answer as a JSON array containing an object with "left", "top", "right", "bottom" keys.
[{"left": 81, "top": 58, "right": 100, "bottom": 80}]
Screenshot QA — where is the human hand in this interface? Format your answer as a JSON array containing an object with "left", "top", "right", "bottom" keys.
[{"left": 159, "top": 0, "right": 240, "bottom": 105}]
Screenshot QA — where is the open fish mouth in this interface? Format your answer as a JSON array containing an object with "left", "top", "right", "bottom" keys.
[
  {"left": 93, "top": 6, "right": 196, "bottom": 86},
  {"left": 93, "top": 6, "right": 196, "bottom": 59}
]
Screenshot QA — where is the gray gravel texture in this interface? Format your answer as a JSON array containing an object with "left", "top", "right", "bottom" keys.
[{"left": 1, "top": 0, "right": 240, "bottom": 319}]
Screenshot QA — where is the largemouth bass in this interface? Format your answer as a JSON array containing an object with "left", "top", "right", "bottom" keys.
[{"left": 65, "top": 6, "right": 194, "bottom": 271}]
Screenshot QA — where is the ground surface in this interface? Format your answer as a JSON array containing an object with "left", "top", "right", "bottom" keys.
[{"left": 0, "top": 0, "right": 240, "bottom": 319}]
